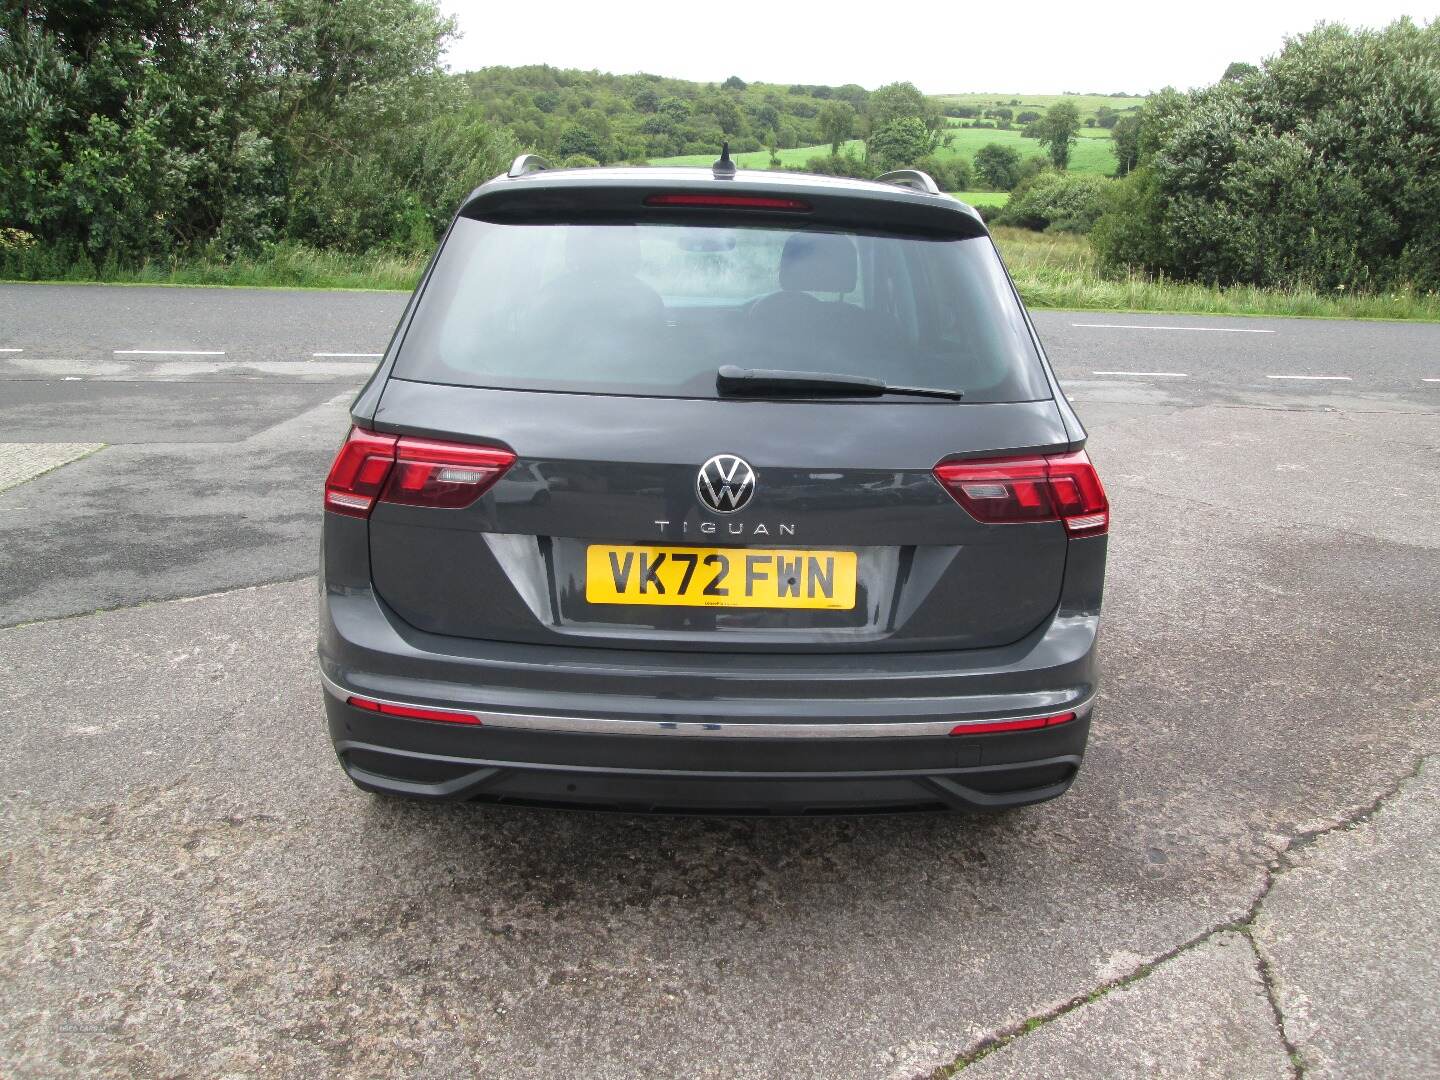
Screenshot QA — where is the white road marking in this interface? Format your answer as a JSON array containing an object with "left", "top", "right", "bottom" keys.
[
  {"left": 1092, "top": 370, "right": 1189, "bottom": 378},
  {"left": 114, "top": 349, "right": 226, "bottom": 356},
  {"left": 13, "top": 356, "right": 375, "bottom": 380},
  {"left": 1423, "top": 378, "right": 1440, "bottom": 383},
  {"left": 1265, "top": 374, "right": 1352, "bottom": 381},
  {"left": 1072, "top": 323, "right": 1276, "bottom": 334},
  {"left": 0, "top": 347, "right": 22, "bottom": 353},
  {"left": 312, "top": 352, "right": 382, "bottom": 358}
]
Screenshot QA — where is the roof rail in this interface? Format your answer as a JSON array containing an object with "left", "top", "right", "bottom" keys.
[
  {"left": 507, "top": 153, "right": 551, "bottom": 178},
  {"left": 875, "top": 169, "right": 942, "bottom": 195}
]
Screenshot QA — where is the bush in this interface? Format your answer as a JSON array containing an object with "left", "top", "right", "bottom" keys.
[
  {"left": 974, "top": 143, "right": 1024, "bottom": 190},
  {"left": 1092, "top": 18, "right": 1440, "bottom": 291},
  {"left": 797, "top": 152, "right": 875, "bottom": 180},
  {"left": 914, "top": 155, "right": 973, "bottom": 192},
  {"left": 1015, "top": 154, "right": 1049, "bottom": 186},
  {"left": 996, "top": 171, "right": 1111, "bottom": 233}
]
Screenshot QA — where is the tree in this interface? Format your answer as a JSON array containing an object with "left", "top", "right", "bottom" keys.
[
  {"left": 722, "top": 75, "right": 747, "bottom": 90},
  {"left": 1221, "top": 61, "right": 1259, "bottom": 82},
  {"left": 556, "top": 122, "right": 607, "bottom": 163},
  {"left": 1110, "top": 114, "right": 1141, "bottom": 176},
  {"left": 0, "top": 0, "right": 493, "bottom": 262},
  {"left": 818, "top": 100, "right": 856, "bottom": 156},
  {"left": 866, "top": 81, "right": 942, "bottom": 138},
  {"left": 751, "top": 102, "right": 780, "bottom": 134},
  {"left": 1093, "top": 19, "right": 1440, "bottom": 292},
  {"left": 866, "top": 117, "right": 931, "bottom": 171},
  {"left": 700, "top": 93, "right": 742, "bottom": 135},
  {"left": 657, "top": 97, "right": 692, "bottom": 123},
  {"left": 973, "top": 142, "right": 1023, "bottom": 190},
  {"left": 1094, "top": 105, "right": 1119, "bottom": 129},
  {"left": 1034, "top": 101, "right": 1081, "bottom": 169}
]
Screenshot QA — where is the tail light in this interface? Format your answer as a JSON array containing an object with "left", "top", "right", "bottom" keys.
[
  {"left": 950, "top": 711, "right": 1076, "bottom": 736},
  {"left": 324, "top": 427, "right": 515, "bottom": 518},
  {"left": 933, "top": 450, "right": 1108, "bottom": 536},
  {"left": 383, "top": 437, "right": 515, "bottom": 509},
  {"left": 324, "top": 428, "right": 399, "bottom": 517}
]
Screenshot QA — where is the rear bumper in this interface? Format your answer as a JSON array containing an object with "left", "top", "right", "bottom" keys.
[
  {"left": 329, "top": 690, "right": 1089, "bottom": 812},
  {"left": 319, "top": 580, "right": 1100, "bottom": 813}
]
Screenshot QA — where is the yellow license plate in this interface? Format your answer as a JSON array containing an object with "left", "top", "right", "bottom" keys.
[{"left": 585, "top": 545, "right": 857, "bottom": 610}]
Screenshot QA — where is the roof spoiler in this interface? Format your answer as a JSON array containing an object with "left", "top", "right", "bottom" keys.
[{"left": 464, "top": 169, "right": 984, "bottom": 237}]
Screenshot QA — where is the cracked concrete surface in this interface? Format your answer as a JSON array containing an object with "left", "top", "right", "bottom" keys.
[
  {"left": 1255, "top": 760, "right": 1440, "bottom": 1078},
  {"left": 955, "top": 933, "right": 1292, "bottom": 1078},
  {"left": 1, "top": 294, "right": 1437, "bottom": 1078},
  {"left": 933, "top": 757, "right": 1437, "bottom": 1077}
]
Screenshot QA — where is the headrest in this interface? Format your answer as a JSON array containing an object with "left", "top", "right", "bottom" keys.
[
  {"left": 566, "top": 226, "right": 641, "bottom": 274},
  {"left": 778, "top": 232, "right": 858, "bottom": 294}
]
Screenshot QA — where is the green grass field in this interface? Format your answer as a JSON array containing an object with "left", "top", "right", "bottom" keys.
[
  {"left": 952, "top": 191, "right": 1009, "bottom": 207},
  {"left": 653, "top": 125, "right": 1118, "bottom": 177},
  {"left": 929, "top": 125, "right": 1118, "bottom": 174},
  {"left": 952, "top": 120, "right": 1115, "bottom": 138},
  {"left": 936, "top": 92, "right": 1145, "bottom": 119}
]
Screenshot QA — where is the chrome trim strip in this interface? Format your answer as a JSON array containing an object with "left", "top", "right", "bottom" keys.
[{"left": 320, "top": 671, "right": 1094, "bottom": 740}]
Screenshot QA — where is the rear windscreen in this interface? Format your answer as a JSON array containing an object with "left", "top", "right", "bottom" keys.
[{"left": 393, "top": 217, "right": 1051, "bottom": 403}]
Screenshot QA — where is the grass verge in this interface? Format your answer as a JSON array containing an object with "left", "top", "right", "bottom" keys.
[
  {"left": 993, "top": 227, "right": 1440, "bottom": 321},
  {"left": 0, "top": 243, "right": 423, "bottom": 292}
]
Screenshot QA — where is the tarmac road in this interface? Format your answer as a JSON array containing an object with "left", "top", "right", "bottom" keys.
[{"left": 1, "top": 283, "right": 1437, "bottom": 1078}]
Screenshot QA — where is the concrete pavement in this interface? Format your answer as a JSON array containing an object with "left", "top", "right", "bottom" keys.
[{"left": 0, "top": 284, "right": 1436, "bottom": 1078}]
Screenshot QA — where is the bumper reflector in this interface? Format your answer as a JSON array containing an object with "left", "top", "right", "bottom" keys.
[
  {"left": 950, "top": 711, "right": 1077, "bottom": 736},
  {"left": 347, "top": 695, "right": 480, "bottom": 726}
]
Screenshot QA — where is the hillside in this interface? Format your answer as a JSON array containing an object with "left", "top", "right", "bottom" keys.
[
  {"left": 462, "top": 65, "right": 1136, "bottom": 189},
  {"left": 462, "top": 65, "right": 866, "bottom": 163}
]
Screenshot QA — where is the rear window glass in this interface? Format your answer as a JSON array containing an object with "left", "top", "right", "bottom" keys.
[{"left": 393, "top": 217, "right": 1051, "bottom": 403}]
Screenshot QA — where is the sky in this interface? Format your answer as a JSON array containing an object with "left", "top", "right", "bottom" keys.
[{"left": 436, "top": 0, "right": 1436, "bottom": 94}]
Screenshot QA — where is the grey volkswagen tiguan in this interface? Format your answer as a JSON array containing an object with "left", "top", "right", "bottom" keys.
[{"left": 319, "top": 154, "right": 1107, "bottom": 813}]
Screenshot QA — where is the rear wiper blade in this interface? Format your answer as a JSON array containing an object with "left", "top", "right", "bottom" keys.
[{"left": 716, "top": 365, "right": 963, "bottom": 401}]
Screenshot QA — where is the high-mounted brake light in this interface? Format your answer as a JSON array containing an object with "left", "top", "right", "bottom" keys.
[
  {"left": 950, "top": 711, "right": 1077, "bottom": 736},
  {"left": 644, "top": 193, "right": 811, "bottom": 211},
  {"left": 324, "top": 427, "right": 515, "bottom": 517},
  {"left": 347, "top": 695, "right": 481, "bottom": 726},
  {"left": 933, "top": 450, "right": 1108, "bottom": 535}
]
